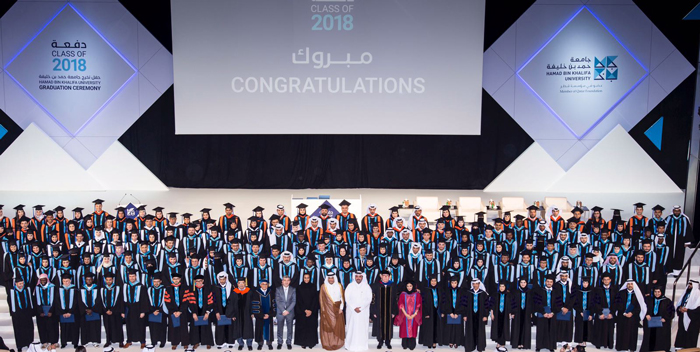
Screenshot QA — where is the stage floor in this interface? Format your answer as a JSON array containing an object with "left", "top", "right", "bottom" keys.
[{"left": 0, "top": 188, "right": 686, "bottom": 222}]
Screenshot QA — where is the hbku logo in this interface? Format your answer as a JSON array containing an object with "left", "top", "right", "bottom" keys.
[
  {"left": 124, "top": 203, "right": 138, "bottom": 219},
  {"left": 594, "top": 56, "right": 618, "bottom": 80}
]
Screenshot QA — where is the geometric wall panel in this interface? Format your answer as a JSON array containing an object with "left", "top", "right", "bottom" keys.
[
  {"left": 484, "top": 0, "right": 695, "bottom": 171},
  {"left": 0, "top": 0, "right": 173, "bottom": 170}
]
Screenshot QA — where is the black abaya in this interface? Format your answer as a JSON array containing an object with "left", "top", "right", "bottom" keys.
[{"left": 294, "top": 282, "right": 320, "bottom": 348}]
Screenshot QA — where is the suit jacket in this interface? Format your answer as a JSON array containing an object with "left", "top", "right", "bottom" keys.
[{"left": 275, "top": 286, "right": 296, "bottom": 316}]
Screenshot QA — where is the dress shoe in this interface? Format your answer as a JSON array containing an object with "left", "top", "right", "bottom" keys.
[
  {"left": 277, "top": 345, "right": 282, "bottom": 350},
  {"left": 193, "top": 344, "right": 200, "bottom": 350},
  {"left": 61, "top": 345, "right": 67, "bottom": 349},
  {"left": 104, "top": 343, "right": 111, "bottom": 348},
  {"left": 257, "top": 346, "right": 263, "bottom": 351},
  {"left": 238, "top": 346, "right": 244, "bottom": 351},
  {"left": 386, "top": 344, "right": 392, "bottom": 349},
  {"left": 123, "top": 343, "right": 132, "bottom": 349},
  {"left": 172, "top": 346, "right": 178, "bottom": 350},
  {"left": 160, "top": 342, "right": 166, "bottom": 348},
  {"left": 247, "top": 347, "right": 253, "bottom": 351},
  {"left": 207, "top": 346, "right": 212, "bottom": 349},
  {"left": 267, "top": 345, "right": 273, "bottom": 350},
  {"left": 377, "top": 343, "right": 383, "bottom": 349},
  {"left": 141, "top": 343, "right": 146, "bottom": 349},
  {"left": 287, "top": 345, "right": 292, "bottom": 350}
]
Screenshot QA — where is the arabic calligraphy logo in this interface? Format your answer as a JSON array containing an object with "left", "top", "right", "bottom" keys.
[{"left": 594, "top": 56, "right": 618, "bottom": 81}]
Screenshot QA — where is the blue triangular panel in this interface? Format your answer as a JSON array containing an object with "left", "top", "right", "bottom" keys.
[
  {"left": 0, "top": 124, "right": 6, "bottom": 140},
  {"left": 685, "top": 3, "right": 700, "bottom": 20},
  {"left": 644, "top": 116, "right": 664, "bottom": 150}
]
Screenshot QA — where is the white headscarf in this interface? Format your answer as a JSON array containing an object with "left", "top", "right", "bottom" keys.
[
  {"left": 545, "top": 205, "right": 560, "bottom": 230},
  {"left": 365, "top": 204, "right": 377, "bottom": 215},
  {"left": 324, "top": 274, "right": 344, "bottom": 309},
  {"left": 619, "top": 280, "right": 647, "bottom": 320},
  {"left": 471, "top": 278, "right": 486, "bottom": 293},
  {"left": 309, "top": 216, "right": 321, "bottom": 228},
  {"left": 408, "top": 206, "right": 423, "bottom": 229},
  {"left": 217, "top": 271, "right": 231, "bottom": 297},
  {"left": 676, "top": 281, "right": 700, "bottom": 330},
  {"left": 392, "top": 217, "right": 405, "bottom": 229},
  {"left": 347, "top": 272, "right": 370, "bottom": 291}
]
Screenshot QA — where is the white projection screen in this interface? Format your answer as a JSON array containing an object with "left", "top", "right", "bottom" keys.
[{"left": 171, "top": 0, "right": 485, "bottom": 135}]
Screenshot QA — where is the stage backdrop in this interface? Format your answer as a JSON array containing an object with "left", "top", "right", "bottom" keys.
[{"left": 170, "top": 0, "right": 485, "bottom": 135}]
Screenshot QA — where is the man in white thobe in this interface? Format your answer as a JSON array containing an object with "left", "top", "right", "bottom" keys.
[{"left": 344, "top": 271, "right": 373, "bottom": 351}]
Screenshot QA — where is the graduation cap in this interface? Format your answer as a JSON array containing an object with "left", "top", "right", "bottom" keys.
[
  {"left": 54, "top": 206, "right": 65, "bottom": 212},
  {"left": 152, "top": 206, "right": 164, "bottom": 212},
  {"left": 571, "top": 206, "right": 583, "bottom": 214},
  {"left": 388, "top": 206, "right": 399, "bottom": 212},
  {"left": 83, "top": 272, "right": 95, "bottom": 278},
  {"left": 13, "top": 204, "right": 25, "bottom": 211},
  {"left": 223, "top": 203, "right": 235, "bottom": 209},
  {"left": 105, "top": 215, "right": 115, "bottom": 221},
  {"left": 269, "top": 214, "right": 280, "bottom": 221},
  {"left": 60, "top": 273, "right": 72, "bottom": 280},
  {"left": 137, "top": 205, "right": 148, "bottom": 211},
  {"left": 200, "top": 208, "right": 211, "bottom": 214},
  {"left": 44, "top": 210, "right": 55, "bottom": 216},
  {"left": 145, "top": 215, "right": 155, "bottom": 220},
  {"left": 167, "top": 212, "right": 178, "bottom": 218},
  {"left": 591, "top": 206, "right": 603, "bottom": 212},
  {"left": 527, "top": 205, "right": 539, "bottom": 211},
  {"left": 652, "top": 204, "right": 665, "bottom": 211},
  {"left": 182, "top": 213, "right": 192, "bottom": 219},
  {"left": 33, "top": 204, "right": 45, "bottom": 211},
  {"left": 513, "top": 214, "right": 525, "bottom": 221},
  {"left": 493, "top": 218, "right": 503, "bottom": 224},
  {"left": 449, "top": 275, "right": 460, "bottom": 282},
  {"left": 252, "top": 206, "right": 265, "bottom": 212},
  {"left": 319, "top": 204, "right": 331, "bottom": 210},
  {"left": 456, "top": 216, "right": 465, "bottom": 222},
  {"left": 339, "top": 199, "right": 351, "bottom": 206},
  {"left": 248, "top": 216, "right": 259, "bottom": 222},
  {"left": 439, "top": 205, "right": 451, "bottom": 211},
  {"left": 92, "top": 199, "right": 105, "bottom": 205},
  {"left": 0, "top": 204, "right": 3, "bottom": 210},
  {"left": 296, "top": 203, "right": 308, "bottom": 209}
]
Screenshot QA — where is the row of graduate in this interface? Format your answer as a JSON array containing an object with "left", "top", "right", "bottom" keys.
[
  {"left": 0, "top": 221, "right": 681, "bottom": 304},
  {"left": 7, "top": 266, "right": 700, "bottom": 352},
  {"left": 0, "top": 202, "right": 693, "bottom": 274}
]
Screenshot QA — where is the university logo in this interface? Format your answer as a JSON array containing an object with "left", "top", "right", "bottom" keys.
[
  {"left": 124, "top": 203, "right": 138, "bottom": 219},
  {"left": 594, "top": 56, "right": 618, "bottom": 80}
]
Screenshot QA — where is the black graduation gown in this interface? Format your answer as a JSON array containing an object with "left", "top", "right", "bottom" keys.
[
  {"left": 233, "top": 288, "right": 255, "bottom": 341},
  {"left": 57, "top": 286, "right": 80, "bottom": 346},
  {"left": 251, "top": 288, "right": 276, "bottom": 344},
  {"left": 573, "top": 288, "right": 594, "bottom": 343},
  {"left": 164, "top": 284, "right": 190, "bottom": 347},
  {"left": 123, "top": 283, "right": 149, "bottom": 343},
  {"left": 188, "top": 285, "right": 216, "bottom": 346},
  {"left": 100, "top": 284, "right": 125, "bottom": 344},
  {"left": 614, "top": 289, "right": 642, "bottom": 351},
  {"left": 213, "top": 284, "right": 239, "bottom": 345},
  {"left": 439, "top": 287, "right": 465, "bottom": 346},
  {"left": 490, "top": 291, "right": 511, "bottom": 346},
  {"left": 294, "top": 283, "right": 320, "bottom": 348},
  {"left": 554, "top": 282, "right": 574, "bottom": 343},
  {"left": 533, "top": 287, "right": 560, "bottom": 351},
  {"left": 9, "top": 287, "right": 35, "bottom": 350},
  {"left": 509, "top": 288, "right": 533, "bottom": 349},
  {"left": 418, "top": 285, "right": 440, "bottom": 347},
  {"left": 146, "top": 285, "right": 168, "bottom": 345},
  {"left": 464, "top": 289, "right": 488, "bottom": 352},
  {"left": 34, "top": 283, "right": 59, "bottom": 344},
  {"left": 78, "top": 284, "right": 102, "bottom": 344},
  {"left": 591, "top": 285, "right": 617, "bottom": 349},
  {"left": 675, "top": 293, "right": 700, "bottom": 348},
  {"left": 641, "top": 296, "right": 675, "bottom": 352},
  {"left": 371, "top": 282, "right": 398, "bottom": 344}
]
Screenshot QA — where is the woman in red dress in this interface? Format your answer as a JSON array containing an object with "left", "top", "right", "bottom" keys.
[{"left": 394, "top": 280, "right": 423, "bottom": 350}]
